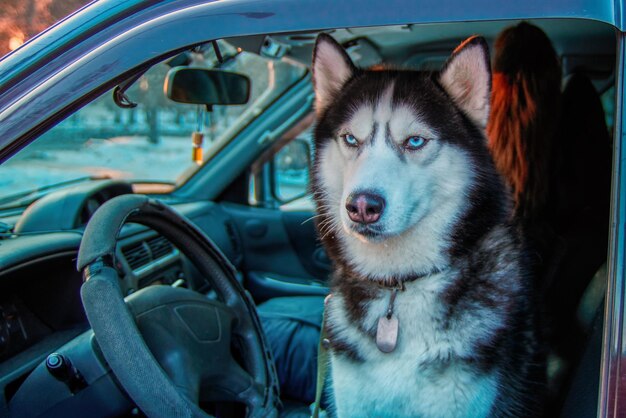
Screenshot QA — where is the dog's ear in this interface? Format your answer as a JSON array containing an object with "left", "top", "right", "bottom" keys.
[
  {"left": 439, "top": 36, "right": 491, "bottom": 129},
  {"left": 312, "top": 34, "right": 356, "bottom": 115}
]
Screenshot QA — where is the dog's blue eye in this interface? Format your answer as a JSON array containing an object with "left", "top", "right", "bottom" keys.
[
  {"left": 343, "top": 134, "right": 359, "bottom": 147},
  {"left": 405, "top": 136, "right": 428, "bottom": 150}
]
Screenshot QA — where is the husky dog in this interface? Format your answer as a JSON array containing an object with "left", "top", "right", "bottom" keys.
[{"left": 311, "top": 34, "right": 544, "bottom": 418}]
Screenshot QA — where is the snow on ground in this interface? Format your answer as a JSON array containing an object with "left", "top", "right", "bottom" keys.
[{"left": 0, "top": 135, "right": 199, "bottom": 198}]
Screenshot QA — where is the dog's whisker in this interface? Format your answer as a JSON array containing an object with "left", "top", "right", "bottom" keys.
[{"left": 301, "top": 213, "right": 326, "bottom": 225}]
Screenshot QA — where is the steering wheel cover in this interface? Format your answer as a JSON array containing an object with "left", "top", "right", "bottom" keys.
[{"left": 77, "top": 194, "right": 280, "bottom": 417}]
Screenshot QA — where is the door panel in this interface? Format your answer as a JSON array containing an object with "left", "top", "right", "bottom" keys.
[
  {"left": 221, "top": 203, "right": 330, "bottom": 302},
  {"left": 282, "top": 211, "right": 332, "bottom": 276}
]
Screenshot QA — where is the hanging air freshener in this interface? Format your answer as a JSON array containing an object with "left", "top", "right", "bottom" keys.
[
  {"left": 192, "top": 105, "right": 205, "bottom": 165},
  {"left": 191, "top": 131, "right": 204, "bottom": 165}
]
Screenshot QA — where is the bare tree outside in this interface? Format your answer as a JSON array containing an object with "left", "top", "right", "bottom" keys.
[{"left": 0, "top": 0, "right": 90, "bottom": 56}]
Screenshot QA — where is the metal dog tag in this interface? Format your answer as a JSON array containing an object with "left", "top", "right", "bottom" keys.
[{"left": 376, "top": 314, "right": 398, "bottom": 353}]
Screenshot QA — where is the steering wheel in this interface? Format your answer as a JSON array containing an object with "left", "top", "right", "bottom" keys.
[{"left": 76, "top": 194, "right": 280, "bottom": 418}]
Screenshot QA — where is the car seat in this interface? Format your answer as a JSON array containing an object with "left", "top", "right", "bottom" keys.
[
  {"left": 546, "top": 72, "right": 612, "bottom": 364},
  {"left": 558, "top": 266, "right": 606, "bottom": 417},
  {"left": 543, "top": 72, "right": 612, "bottom": 415}
]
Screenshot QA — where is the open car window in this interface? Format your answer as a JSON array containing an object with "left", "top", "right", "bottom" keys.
[{"left": 0, "top": 41, "right": 306, "bottom": 206}]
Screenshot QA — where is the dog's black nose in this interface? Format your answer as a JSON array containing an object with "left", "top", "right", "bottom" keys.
[{"left": 345, "top": 192, "right": 385, "bottom": 224}]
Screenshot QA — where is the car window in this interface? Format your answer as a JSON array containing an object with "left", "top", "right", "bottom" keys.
[
  {"left": 248, "top": 116, "right": 316, "bottom": 211},
  {"left": 274, "top": 126, "right": 314, "bottom": 206},
  {"left": 0, "top": 42, "right": 305, "bottom": 204}
]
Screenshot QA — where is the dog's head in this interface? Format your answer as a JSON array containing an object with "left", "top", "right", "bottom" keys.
[{"left": 311, "top": 34, "right": 508, "bottom": 279}]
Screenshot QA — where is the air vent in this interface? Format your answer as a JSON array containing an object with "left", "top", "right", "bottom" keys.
[
  {"left": 146, "top": 235, "right": 174, "bottom": 260},
  {"left": 122, "top": 242, "right": 151, "bottom": 270},
  {"left": 121, "top": 234, "right": 176, "bottom": 272}
]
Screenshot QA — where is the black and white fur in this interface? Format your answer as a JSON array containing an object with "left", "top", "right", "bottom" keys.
[{"left": 311, "top": 34, "right": 544, "bottom": 417}]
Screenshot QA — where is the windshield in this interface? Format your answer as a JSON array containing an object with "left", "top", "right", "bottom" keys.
[{"left": 0, "top": 40, "right": 306, "bottom": 205}]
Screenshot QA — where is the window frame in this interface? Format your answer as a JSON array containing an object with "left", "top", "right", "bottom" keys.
[{"left": 599, "top": 29, "right": 626, "bottom": 418}]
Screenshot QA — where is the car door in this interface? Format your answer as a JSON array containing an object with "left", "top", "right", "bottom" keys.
[{"left": 222, "top": 121, "right": 332, "bottom": 302}]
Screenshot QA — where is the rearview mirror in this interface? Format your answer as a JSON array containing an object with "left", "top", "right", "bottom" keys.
[{"left": 164, "top": 67, "right": 250, "bottom": 106}]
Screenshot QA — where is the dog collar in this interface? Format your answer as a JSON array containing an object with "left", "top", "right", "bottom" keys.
[{"left": 374, "top": 265, "right": 447, "bottom": 290}]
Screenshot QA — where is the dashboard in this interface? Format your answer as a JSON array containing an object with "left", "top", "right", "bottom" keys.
[{"left": 0, "top": 181, "right": 245, "bottom": 414}]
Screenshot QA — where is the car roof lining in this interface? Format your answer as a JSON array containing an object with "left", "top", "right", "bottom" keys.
[{"left": 231, "top": 18, "right": 616, "bottom": 74}]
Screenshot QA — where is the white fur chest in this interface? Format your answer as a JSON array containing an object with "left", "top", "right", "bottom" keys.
[{"left": 327, "top": 274, "right": 500, "bottom": 418}]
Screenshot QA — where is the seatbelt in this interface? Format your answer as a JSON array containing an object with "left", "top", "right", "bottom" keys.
[{"left": 312, "top": 295, "right": 331, "bottom": 418}]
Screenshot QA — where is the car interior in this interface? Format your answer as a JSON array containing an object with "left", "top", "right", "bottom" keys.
[{"left": 0, "top": 17, "right": 618, "bottom": 417}]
